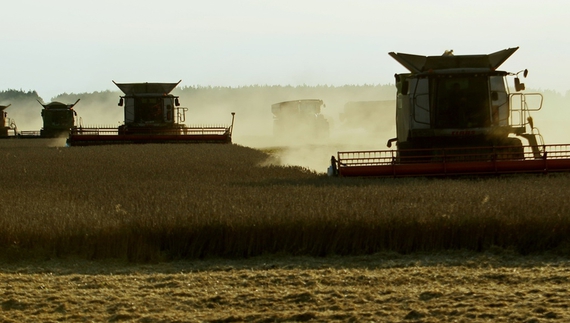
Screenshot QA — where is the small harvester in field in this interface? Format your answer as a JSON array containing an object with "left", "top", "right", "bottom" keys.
[
  {"left": 18, "top": 99, "right": 80, "bottom": 138},
  {"left": 330, "top": 47, "right": 570, "bottom": 177},
  {"left": 272, "top": 99, "right": 329, "bottom": 141},
  {"left": 67, "top": 81, "right": 235, "bottom": 146},
  {"left": 0, "top": 104, "right": 17, "bottom": 138}
]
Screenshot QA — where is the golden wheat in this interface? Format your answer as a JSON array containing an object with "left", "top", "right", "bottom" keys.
[{"left": 0, "top": 140, "right": 569, "bottom": 261}]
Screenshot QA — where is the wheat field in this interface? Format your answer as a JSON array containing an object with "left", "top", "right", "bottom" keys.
[
  {"left": 0, "top": 139, "right": 569, "bottom": 321},
  {"left": 1, "top": 140, "right": 569, "bottom": 261}
]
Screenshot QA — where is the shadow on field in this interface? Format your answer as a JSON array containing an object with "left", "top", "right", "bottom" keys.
[
  {"left": 0, "top": 249, "right": 569, "bottom": 275},
  {"left": 231, "top": 176, "right": 424, "bottom": 187},
  {"left": 232, "top": 172, "right": 563, "bottom": 188}
]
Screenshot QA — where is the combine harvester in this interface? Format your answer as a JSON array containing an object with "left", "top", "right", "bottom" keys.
[
  {"left": 24, "top": 99, "right": 80, "bottom": 138},
  {"left": 2, "top": 100, "right": 80, "bottom": 139},
  {"left": 0, "top": 104, "right": 17, "bottom": 138},
  {"left": 329, "top": 47, "right": 570, "bottom": 177},
  {"left": 272, "top": 99, "right": 329, "bottom": 141},
  {"left": 68, "top": 81, "right": 235, "bottom": 146}
]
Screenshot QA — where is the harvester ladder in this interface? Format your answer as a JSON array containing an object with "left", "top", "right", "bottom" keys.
[{"left": 509, "top": 92, "right": 542, "bottom": 128}]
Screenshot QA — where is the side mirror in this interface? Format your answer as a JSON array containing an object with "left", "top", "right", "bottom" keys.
[
  {"left": 523, "top": 69, "right": 528, "bottom": 78},
  {"left": 118, "top": 98, "right": 124, "bottom": 106},
  {"left": 514, "top": 78, "right": 525, "bottom": 92},
  {"left": 175, "top": 98, "right": 180, "bottom": 106}
]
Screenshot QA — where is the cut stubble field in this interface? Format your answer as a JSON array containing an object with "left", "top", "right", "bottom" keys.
[
  {"left": 1, "top": 252, "right": 569, "bottom": 322},
  {"left": 0, "top": 140, "right": 569, "bottom": 322}
]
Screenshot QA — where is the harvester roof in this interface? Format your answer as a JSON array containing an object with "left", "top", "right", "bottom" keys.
[
  {"left": 113, "top": 81, "right": 182, "bottom": 95},
  {"left": 389, "top": 47, "right": 519, "bottom": 74},
  {"left": 0, "top": 104, "right": 11, "bottom": 111},
  {"left": 37, "top": 99, "right": 80, "bottom": 110}
]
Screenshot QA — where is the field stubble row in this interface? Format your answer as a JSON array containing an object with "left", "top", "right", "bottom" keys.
[
  {"left": 1, "top": 252, "right": 569, "bottom": 322},
  {"left": 1, "top": 141, "right": 569, "bottom": 261}
]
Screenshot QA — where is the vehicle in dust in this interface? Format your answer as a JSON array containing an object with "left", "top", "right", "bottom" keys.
[{"left": 271, "top": 99, "right": 329, "bottom": 142}]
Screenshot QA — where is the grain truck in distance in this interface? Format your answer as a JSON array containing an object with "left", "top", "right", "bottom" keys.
[
  {"left": 0, "top": 104, "right": 17, "bottom": 137},
  {"left": 272, "top": 99, "right": 329, "bottom": 142},
  {"left": 67, "top": 81, "right": 235, "bottom": 146},
  {"left": 330, "top": 47, "right": 570, "bottom": 177}
]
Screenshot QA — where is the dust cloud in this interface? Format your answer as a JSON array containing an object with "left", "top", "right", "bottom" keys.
[
  {"left": 1, "top": 100, "right": 44, "bottom": 133},
  {"left": 174, "top": 86, "right": 397, "bottom": 173}
]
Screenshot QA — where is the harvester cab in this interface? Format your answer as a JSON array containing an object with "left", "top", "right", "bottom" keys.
[
  {"left": 67, "top": 81, "right": 235, "bottom": 146},
  {"left": 330, "top": 47, "right": 570, "bottom": 177},
  {"left": 115, "top": 81, "right": 186, "bottom": 134},
  {"left": 38, "top": 99, "right": 79, "bottom": 138},
  {"left": 272, "top": 99, "right": 329, "bottom": 141},
  {"left": 1, "top": 104, "right": 17, "bottom": 137}
]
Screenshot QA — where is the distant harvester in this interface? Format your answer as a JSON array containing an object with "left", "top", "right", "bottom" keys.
[
  {"left": 67, "top": 80, "right": 235, "bottom": 146},
  {"left": 271, "top": 99, "right": 329, "bottom": 142},
  {"left": 0, "top": 104, "right": 16, "bottom": 137}
]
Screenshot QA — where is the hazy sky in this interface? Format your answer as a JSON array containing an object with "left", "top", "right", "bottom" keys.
[{"left": 2, "top": 0, "right": 569, "bottom": 99}]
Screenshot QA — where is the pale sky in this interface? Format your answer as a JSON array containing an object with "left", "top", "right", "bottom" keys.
[{"left": 2, "top": 0, "right": 570, "bottom": 99}]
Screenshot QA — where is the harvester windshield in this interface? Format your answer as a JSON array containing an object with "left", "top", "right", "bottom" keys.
[{"left": 433, "top": 75, "right": 491, "bottom": 129}]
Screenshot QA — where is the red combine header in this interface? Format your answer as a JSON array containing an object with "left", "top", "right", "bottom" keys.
[
  {"left": 67, "top": 81, "right": 235, "bottom": 146},
  {"left": 329, "top": 47, "right": 570, "bottom": 177}
]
